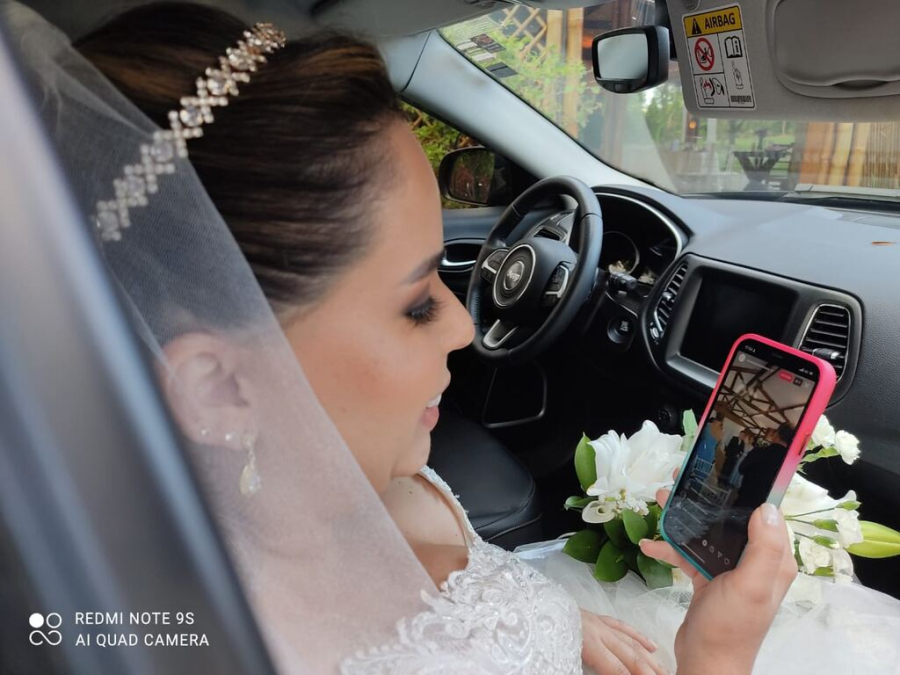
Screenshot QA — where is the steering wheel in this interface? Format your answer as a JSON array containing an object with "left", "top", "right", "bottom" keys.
[{"left": 466, "top": 176, "right": 603, "bottom": 366}]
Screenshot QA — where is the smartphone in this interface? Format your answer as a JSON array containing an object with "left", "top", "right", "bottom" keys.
[{"left": 660, "top": 334, "right": 836, "bottom": 579}]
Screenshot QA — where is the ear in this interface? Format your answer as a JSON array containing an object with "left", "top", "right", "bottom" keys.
[{"left": 159, "top": 332, "right": 256, "bottom": 449}]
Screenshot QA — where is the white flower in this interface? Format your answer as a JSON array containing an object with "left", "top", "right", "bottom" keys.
[
  {"left": 582, "top": 499, "right": 617, "bottom": 524},
  {"left": 811, "top": 416, "right": 836, "bottom": 448},
  {"left": 583, "top": 421, "right": 684, "bottom": 523},
  {"left": 831, "top": 548, "right": 854, "bottom": 583},
  {"left": 783, "top": 474, "right": 859, "bottom": 580},
  {"left": 782, "top": 474, "right": 835, "bottom": 517},
  {"left": 833, "top": 507, "right": 864, "bottom": 547},
  {"left": 833, "top": 430, "right": 860, "bottom": 465},
  {"left": 798, "top": 537, "right": 833, "bottom": 574}
]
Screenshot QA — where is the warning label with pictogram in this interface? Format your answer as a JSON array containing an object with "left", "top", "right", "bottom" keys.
[
  {"left": 684, "top": 5, "right": 742, "bottom": 36},
  {"left": 683, "top": 4, "right": 754, "bottom": 109}
]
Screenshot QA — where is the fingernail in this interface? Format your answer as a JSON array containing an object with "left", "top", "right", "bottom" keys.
[
  {"left": 639, "top": 538, "right": 650, "bottom": 547},
  {"left": 761, "top": 503, "right": 780, "bottom": 526}
]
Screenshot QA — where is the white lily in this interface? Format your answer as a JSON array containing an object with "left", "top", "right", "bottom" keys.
[{"left": 582, "top": 421, "right": 684, "bottom": 524}]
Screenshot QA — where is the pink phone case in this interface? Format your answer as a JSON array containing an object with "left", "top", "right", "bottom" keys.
[{"left": 662, "top": 333, "right": 837, "bottom": 578}]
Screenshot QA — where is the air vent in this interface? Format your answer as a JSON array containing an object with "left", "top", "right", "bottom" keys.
[
  {"left": 650, "top": 262, "right": 688, "bottom": 343},
  {"left": 799, "top": 304, "right": 851, "bottom": 379}
]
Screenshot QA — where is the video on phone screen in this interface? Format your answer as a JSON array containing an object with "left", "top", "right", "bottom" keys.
[{"left": 665, "top": 342, "right": 818, "bottom": 575}]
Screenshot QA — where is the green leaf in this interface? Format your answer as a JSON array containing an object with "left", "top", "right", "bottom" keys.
[
  {"left": 637, "top": 552, "right": 674, "bottom": 589},
  {"left": 563, "top": 529, "right": 606, "bottom": 563},
  {"left": 802, "top": 447, "right": 840, "bottom": 464},
  {"left": 848, "top": 521, "right": 900, "bottom": 559},
  {"left": 645, "top": 504, "right": 662, "bottom": 537},
  {"left": 682, "top": 409, "right": 698, "bottom": 436},
  {"left": 622, "top": 509, "right": 649, "bottom": 545},
  {"left": 812, "top": 566, "right": 835, "bottom": 577},
  {"left": 574, "top": 433, "right": 597, "bottom": 492},
  {"left": 812, "top": 519, "right": 839, "bottom": 532},
  {"left": 680, "top": 410, "right": 698, "bottom": 454},
  {"left": 603, "top": 517, "right": 629, "bottom": 549},
  {"left": 594, "top": 540, "right": 628, "bottom": 582},
  {"left": 564, "top": 496, "right": 595, "bottom": 511},
  {"left": 622, "top": 546, "right": 639, "bottom": 573}
]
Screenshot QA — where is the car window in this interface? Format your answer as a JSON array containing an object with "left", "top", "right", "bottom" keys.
[
  {"left": 402, "top": 102, "right": 481, "bottom": 209},
  {"left": 443, "top": 3, "right": 900, "bottom": 205}
]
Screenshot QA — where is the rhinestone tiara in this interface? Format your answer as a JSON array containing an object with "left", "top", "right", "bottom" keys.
[{"left": 94, "top": 22, "right": 287, "bottom": 242}]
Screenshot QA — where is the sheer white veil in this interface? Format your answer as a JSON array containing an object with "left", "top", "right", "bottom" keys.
[{"left": 2, "top": 2, "right": 439, "bottom": 672}]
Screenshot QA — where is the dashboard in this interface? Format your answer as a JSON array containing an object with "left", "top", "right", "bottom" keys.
[
  {"left": 521, "top": 185, "right": 900, "bottom": 458},
  {"left": 552, "top": 184, "right": 900, "bottom": 483},
  {"left": 445, "top": 183, "right": 899, "bottom": 598},
  {"left": 444, "top": 184, "right": 899, "bottom": 467},
  {"left": 524, "top": 192, "right": 683, "bottom": 294}
]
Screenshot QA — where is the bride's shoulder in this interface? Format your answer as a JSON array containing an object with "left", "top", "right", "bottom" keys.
[
  {"left": 382, "top": 469, "right": 472, "bottom": 550},
  {"left": 418, "top": 465, "right": 455, "bottom": 497}
]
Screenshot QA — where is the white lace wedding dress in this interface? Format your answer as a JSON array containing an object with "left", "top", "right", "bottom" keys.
[
  {"left": 340, "top": 467, "right": 584, "bottom": 674},
  {"left": 516, "top": 539, "right": 900, "bottom": 675},
  {"left": 342, "top": 467, "right": 900, "bottom": 674}
]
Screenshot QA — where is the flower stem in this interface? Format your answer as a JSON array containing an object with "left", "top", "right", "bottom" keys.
[{"left": 785, "top": 507, "right": 837, "bottom": 519}]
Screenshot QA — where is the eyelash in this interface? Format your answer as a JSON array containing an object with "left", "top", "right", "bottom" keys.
[{"left": 407, "top": 295, "right": 443, "bottom": 326}]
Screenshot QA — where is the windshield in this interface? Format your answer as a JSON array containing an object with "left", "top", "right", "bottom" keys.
[{"left": 442, "top": 2, "right": 900, "bottom": 201}]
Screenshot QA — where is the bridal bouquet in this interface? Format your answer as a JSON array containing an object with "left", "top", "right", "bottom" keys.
[
  {"left": 561, "top": 418, "right": 687, "bottom": 588},
  {"left": 563, "top": 412, "right": 900, "bottom": 588}
]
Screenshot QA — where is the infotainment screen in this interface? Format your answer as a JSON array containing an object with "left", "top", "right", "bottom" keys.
[{"left": 680, "top": 277, "right": 792, "bottom": 371}]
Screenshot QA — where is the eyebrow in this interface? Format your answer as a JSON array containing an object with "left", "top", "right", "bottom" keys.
[{"left": 403, "top": 248, "right": 446, "bottom": 284}]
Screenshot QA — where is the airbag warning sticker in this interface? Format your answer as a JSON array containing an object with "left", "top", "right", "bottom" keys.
[{"left": 683, "top": 4, "right": 754, "bottom": 109}]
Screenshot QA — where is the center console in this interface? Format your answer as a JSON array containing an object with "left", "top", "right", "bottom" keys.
[{"left": 642, "top": 254, "right": 861, "bottom": 402}]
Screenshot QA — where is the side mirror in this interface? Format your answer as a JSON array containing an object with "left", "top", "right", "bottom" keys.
[
  {"left": 592, "top": 26, "right": 669, "bottom": 94},
  {"left": 438, "top": 147, "right": 512, "bottom": 207}
]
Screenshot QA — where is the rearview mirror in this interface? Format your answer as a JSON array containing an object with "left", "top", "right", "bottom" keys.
[
  {"left": 438, "top": 147, "right": 512, "bottom": 207},
  {"left": 592, "top": 26, "right": 669, "bottom": 94}
]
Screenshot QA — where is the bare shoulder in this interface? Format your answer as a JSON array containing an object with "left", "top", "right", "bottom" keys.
[{"left": 382, "top": 474, "right": 469, "bottom": 585}]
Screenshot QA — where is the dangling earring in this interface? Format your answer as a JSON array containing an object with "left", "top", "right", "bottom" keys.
[{"left": 239, "top": 431, "right": 261, "bottom": 496}]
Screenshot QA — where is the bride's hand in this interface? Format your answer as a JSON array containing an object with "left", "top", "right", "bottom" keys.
[
  {"left": 580, "top": 609, "right": 668, "bottom": 675},
  {"left": 639, "top": 487, "right": 797, "bottom": 675}
]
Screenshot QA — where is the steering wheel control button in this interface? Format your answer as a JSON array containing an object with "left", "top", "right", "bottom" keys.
[
  {"left": 541, "top": 264, "right": 570, "bottom": 307},
  {"left": 493, "top": 245, "right": 535, "bottom": 308},
  {"left": 480, "top": 248, "right": 508, "bottom": 283}
]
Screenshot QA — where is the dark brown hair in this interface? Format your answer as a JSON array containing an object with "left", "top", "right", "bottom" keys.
[{"left": 76, "top": 2, "right": 405, "bottom": 319}]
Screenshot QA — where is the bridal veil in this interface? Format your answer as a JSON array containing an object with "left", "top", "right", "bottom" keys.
[{"left": 2, "top": 3, "right": 443, "bottom": 672}]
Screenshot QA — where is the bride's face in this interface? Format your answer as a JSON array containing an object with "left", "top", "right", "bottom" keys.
[{"left": 283, "top": 122, "right": 475, "bottom": 494}]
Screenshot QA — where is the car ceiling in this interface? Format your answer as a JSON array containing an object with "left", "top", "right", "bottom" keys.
[{"left": 18, "top": 0, "right": 502, "bottom": 40}]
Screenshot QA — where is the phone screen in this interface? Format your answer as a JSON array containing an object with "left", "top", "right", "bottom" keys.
[{"left": 663, "top": 338, "right": 820, "bottom": 576}]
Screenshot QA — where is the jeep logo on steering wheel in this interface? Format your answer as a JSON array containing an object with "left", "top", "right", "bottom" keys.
[{"left": 503, "top": 260, "right": 525, "bottom": 291}]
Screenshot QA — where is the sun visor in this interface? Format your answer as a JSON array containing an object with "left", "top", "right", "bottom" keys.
[
  {"left": 668, "top": 0, "right": 900, "bottom": 120},
  {"left": 772, "top": 0, "right": 900, "bottom": 98}
]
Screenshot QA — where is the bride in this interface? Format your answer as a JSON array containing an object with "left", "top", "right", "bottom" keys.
[{"left": 11, "top": 1, "right": 896, "bottom": 672}]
